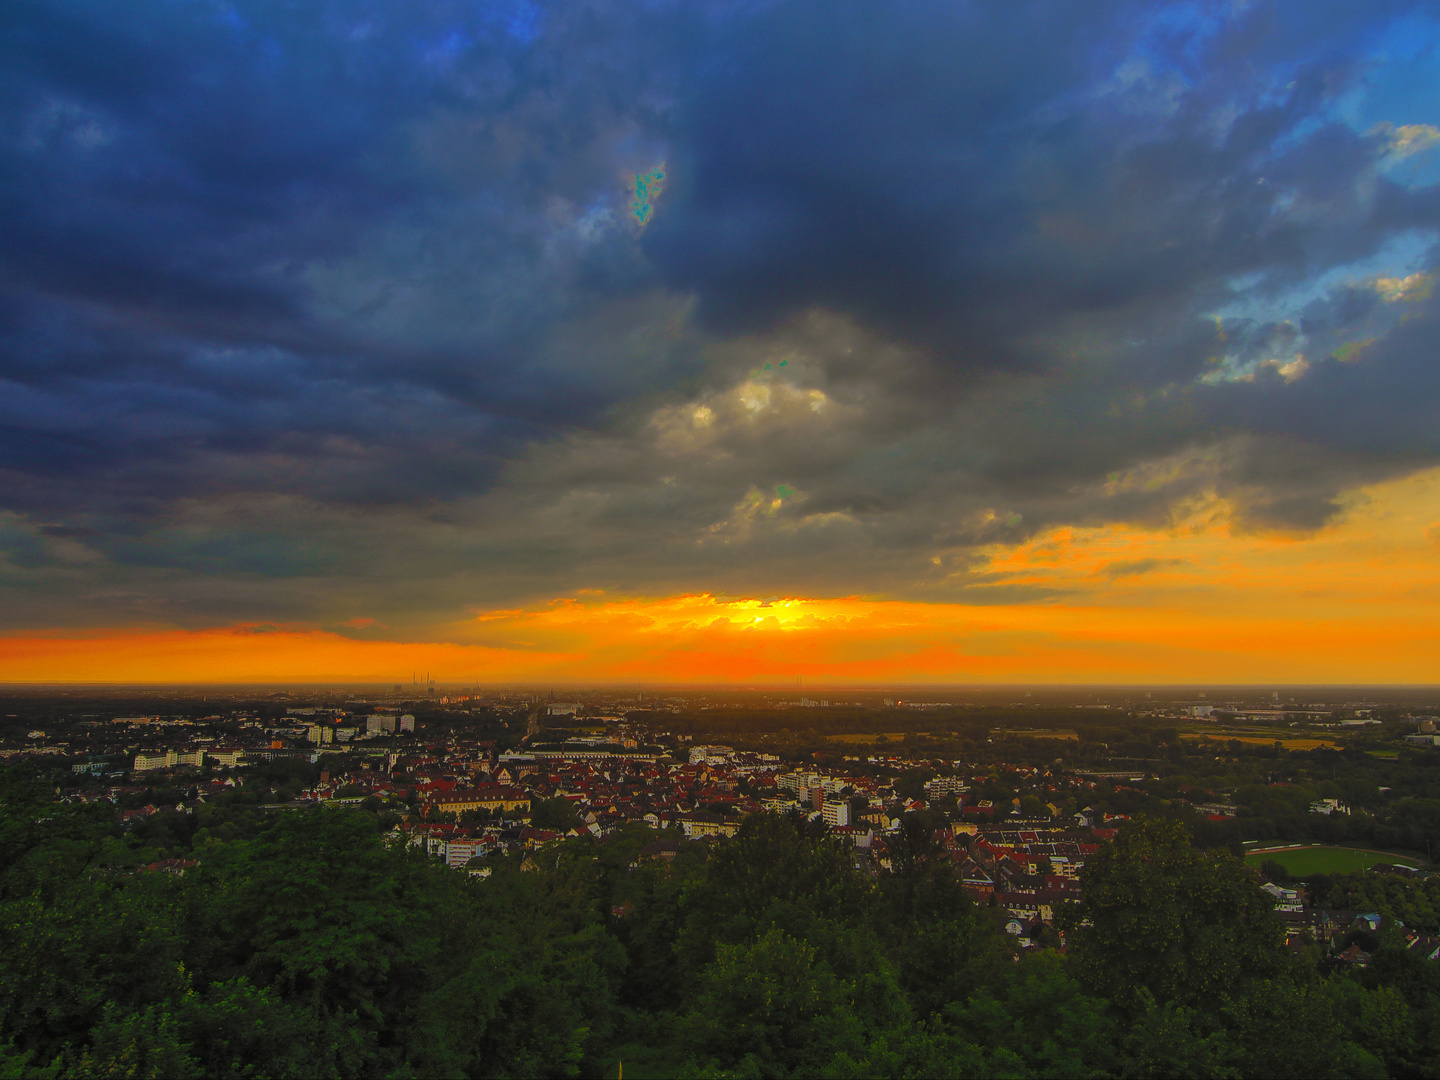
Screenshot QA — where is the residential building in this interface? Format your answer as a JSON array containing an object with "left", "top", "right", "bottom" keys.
[
  {"left": 680, "top": 811, "right": 739, "bottom": 838},
  {"left": 443, "top": 838, "right": 489, "bottom": 868}
]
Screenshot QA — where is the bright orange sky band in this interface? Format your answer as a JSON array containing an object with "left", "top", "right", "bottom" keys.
[{"left": 5, "top": 468, "right": 1440, "bottom": 685}]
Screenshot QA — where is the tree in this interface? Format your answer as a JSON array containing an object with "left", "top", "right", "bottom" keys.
[
  {"left": 887, "top": 809, "right": 947, "bottom": 881},
  {"left": 190, "top": 809, "right": 443, "bottom": 1049},
  {"left": 893, "top": 769, "right": 934, "bottom": 803},
  {"left": 531, "top": 797, "right": 581, "bottom": 833},
  {"left": 1067, "top": 816, "right": 1284, "bottom": 1012},
  {"left": 687, "top": 813, "right": 875, "bottom": 931},
  {"left": 678, "top": 928, "right": 865, "bottom": 1075},
  {"left": 1261, "top": 858, "right": 1292, "bottom": 884}
]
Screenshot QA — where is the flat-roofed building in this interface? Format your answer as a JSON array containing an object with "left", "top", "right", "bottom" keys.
[{"left": 133, "top": 750, "right": 173, "bottom": 771}]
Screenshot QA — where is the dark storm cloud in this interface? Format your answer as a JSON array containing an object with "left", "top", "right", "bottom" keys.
[
  {"left": 647, "top": 1, "right": 1425, "bottom": 370},
  {"left": 1, "top": 0, "right": 1439, "bottom": 625},
  {"left": 0, "top": 1, "right": 698, "bottom": 540}
]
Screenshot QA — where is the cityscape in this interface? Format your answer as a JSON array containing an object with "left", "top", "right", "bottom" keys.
[
  {"left": 6, "top": 0, "right": 1440, "bottom": 1076},
  {"left": 11, "top": 684, "right": 1440, "bottom": 952}
]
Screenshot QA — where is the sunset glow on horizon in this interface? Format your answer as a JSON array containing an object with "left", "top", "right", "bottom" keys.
[{"left": 9, "top": 466, "right": 1440, "bottom": 686}]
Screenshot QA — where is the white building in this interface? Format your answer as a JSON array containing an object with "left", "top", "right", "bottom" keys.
[
  {"left": 399, "top": 714, "right": 416, "bottom": 733},
  {"left": 443, "top": 838, "right": 489, "bottom": 868},
  {"left": 689, "top": 745, "right": 735, "bottom": 764},
  {"left": 1262, "top": 882, "right": 1303, "bottom": 912},
  {"left": 778, "top": 771, "right": 822, "bottom": 793},
  {"left": 924, "top": 775, "right": 967, "bottom": 797},
  {"left": 821, "top": 801, "right": 851, "bottom": 828},
  {"left": 367, "top": 714, "right": 397, "bottom": 735}
]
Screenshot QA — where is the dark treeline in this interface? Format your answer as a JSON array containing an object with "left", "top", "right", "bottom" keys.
[{"left": 3, "top": 767, "right": 1439, "bottom": 1078}]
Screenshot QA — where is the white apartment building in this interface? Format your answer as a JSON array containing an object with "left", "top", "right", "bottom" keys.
[
  {"left": 133, "top": 748, "right": 206, "bottom": 770},
  {"left": 924, "top": 775, "right": 967, "bottom": 797}
]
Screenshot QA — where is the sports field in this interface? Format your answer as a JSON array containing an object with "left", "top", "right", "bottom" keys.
[{"left": 1245, "top": 844, "right": 1423, "bottom": 876}]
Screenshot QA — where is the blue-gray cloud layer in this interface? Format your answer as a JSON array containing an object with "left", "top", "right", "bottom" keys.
[{"left": 2, "top": 0, "right": 1439, "bottom": 628}]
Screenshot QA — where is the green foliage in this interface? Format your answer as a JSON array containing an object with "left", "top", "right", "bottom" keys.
[
  {"left": 1262, "top": 858, "right": 1292, "bottom": 883},
  {"left": 1310, "top": 872, "right": 1440, "bottom": 932},
  {"left": 0, "top": 775, "right": 1436, "bottom": 1079},
  {"left": 679, "top": 928, "right": 866, "bottom": 1075},
  {"left": 1069, "top": 816, "right": 1285, "bottom": 1012},
  {"left": 1118, "top": 994, "right": 1233, "bottom": 1079},
  {"left": 941, "top": 956, "right": 1121, "bottom": 1077},
  {"left": 531, "top": 796, "right": 581, "bottom": 833}
]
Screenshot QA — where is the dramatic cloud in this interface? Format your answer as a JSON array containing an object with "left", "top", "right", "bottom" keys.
[{"left": 2, "top": 0, "right": 1439, "bottom": 663}]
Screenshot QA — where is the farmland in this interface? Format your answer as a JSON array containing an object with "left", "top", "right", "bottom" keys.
[{"left": 1181, "top": 732, "right": 1341, "bottom": 751}]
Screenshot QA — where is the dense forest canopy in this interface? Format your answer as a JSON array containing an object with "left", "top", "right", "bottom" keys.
[{"left": 3, "top": 761, "right": 1439, "bottom": 1079}]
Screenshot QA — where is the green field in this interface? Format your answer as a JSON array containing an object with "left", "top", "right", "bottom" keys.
[{"left": 1245, "top": 844, "right": 1423, "bottom": 877}]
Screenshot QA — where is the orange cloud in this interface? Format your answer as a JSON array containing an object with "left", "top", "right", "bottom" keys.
[{"left": 6, "top": 467, "right": 1440, "bottom": 686}]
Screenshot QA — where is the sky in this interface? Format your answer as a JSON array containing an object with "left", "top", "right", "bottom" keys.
[{"left": 3, "top": 0, "right": 1440, "bottom": 685}]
